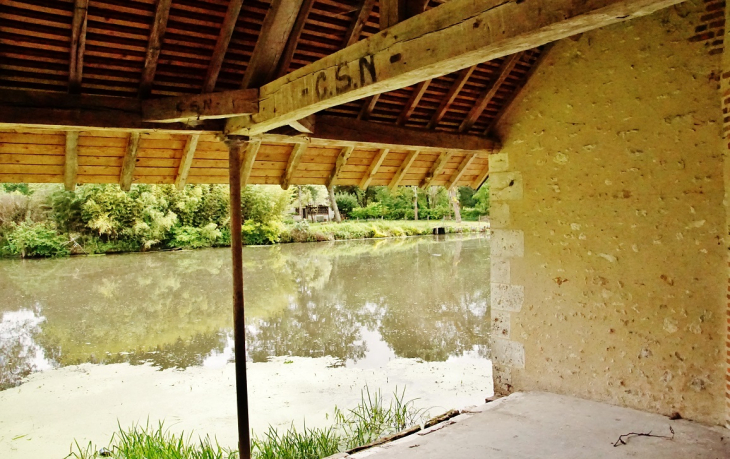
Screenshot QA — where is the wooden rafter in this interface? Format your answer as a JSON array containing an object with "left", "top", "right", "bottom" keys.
[
  {"left": 446, "top": 153, "right": 477, "bottom": 189},
  {"left": 388, "top": 150, "right": 419, "bottom": 189},
  {"left": 343, "top": 0, "right": 376, "bottom": 47},
  {"left": 380, "top": 0, "right": 407, "bottom": 30},
  {"left": 427, "top": 66, "right": 476, "bottom": 130},
  {"left": 289, "top": 115, "right": 315, "bottom": 133},
  {"left": 359, "top": 148, "right": 389, "bottom": 189},
  {"left": 275, "top": 0, "right": 316, "bottom": 79},
  {"left": 483, "top": 44, "right": 554, "bottom": 134},
  {"left": 69, "top": 0, "right": 89, "bottom": 94},
  {"left": 459, "top": 52, "right": 523, "bottom": 133},
  {"left": 139, "top": 0, "right": 173, "bottom": 98},
  {"left": 64, "top": 131, "right": 79, "bottom": 191},
  {"left": 142, "top": 89, "right": 258, "bottom": 123},
  {"left": 227, "top": 0, "right": 682, "bottom": 136},
  {"left": 471, "top": 162, "right": 490, "bottom": 189},
  {"left": 240, "top": 140, "right": 262, "bottom": 187},
  {"left": 327, "top": 146, "right": 354, "bottom": 188},
  {"left": 175, "top": 134, "right": 200, "bottom": 190},
  {"left": 358, "top": 95, "right": 380, "bottom": 120},
  {"left": 202, "top": 0, "right": 244, "bottom": 94},
  {"left": 421, "top": 151, "right": 452, "bottom": 188},
  {"left": 120, "top": 133, "right": 141, "bottom": 191},
  {"left": 281, "top": 142, "right": 308, "bottom": 189},
  {"left": 397, "top": 81, "right": 430, "bottom": 126},
  {"left": 240, "top": 0, "right": 306, "bottom": 90}
]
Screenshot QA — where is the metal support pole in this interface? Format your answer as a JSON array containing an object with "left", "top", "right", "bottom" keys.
[{"left": 227, "top": 137, "right": 251, "bottom": 459}]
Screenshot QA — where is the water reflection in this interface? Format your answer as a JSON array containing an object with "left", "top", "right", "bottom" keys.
[{"left": 0, "top": 235, "right": 490, "bottom": 388}]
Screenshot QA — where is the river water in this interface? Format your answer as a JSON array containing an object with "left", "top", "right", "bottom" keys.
[{"left": 0, "top": 234, "right": 492, "bottom": 458}]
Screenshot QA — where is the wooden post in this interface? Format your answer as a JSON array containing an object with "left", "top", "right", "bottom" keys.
[
  {"left": 412, "top": 185, "right": 418, "bottom": 221},
  {"left": 227, "top": 137, "right": 251, "bottom": 459},
  {"left": 64, "top": 131, "right": 79, "bottom": 191},
  {"left": 328, "top": 186, "right": 341, "bottom": 222}
]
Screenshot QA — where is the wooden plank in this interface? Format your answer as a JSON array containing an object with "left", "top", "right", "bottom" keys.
[
  {"left": 343, "top": 0, "right": 376, "bottom": 47},
  {"left": 119, "top": 133, "right": 141, "bottom": 191},
  {"left": 240, "top": 140, "right": 262, "bottom": 187},
  {"left": 201, "top": 0, "right": 244, "bottom": 93},
  {"left": 446, "top": 153, "right": 478, "bottom": 189},
  {"left": 359, "top": 148, "right": 388, "bottom": 189},
  {"left": 139, "top": 0, "right": 173, "bottom": 98},
  {"left": 421, "top": 151, "right": 452, "bottom": 188},
  {"left": 471, "top": 162, "right": 490, "bottom": 189},
  {"left": 281, "top": 142, "right": 307, "bottom": 189},
  {"left": 380, "top": 0, "right": 407, "bottom": 30},
  {"left": 388, "top": 150, "right": 418, "bottom": 189},
  {"left": 64, "top": 131, "right": 79, "bottom": 191},
  {"left": 327, "top": 146, "right": 354, "bottom": 188},
  {"left": 227, "top": 0, "right": 682, "bottom": 135},
  {"left": 174, "top": 134, "right": 200, "bottom": 190},
  {"left": 275, "top": 0, "right": 316, "bottom": 79},
  {"left": 427, "top": 66, "right": 476, "bottom": 129},
  {"left": 397, "top": 80, "right": 430, "bottom": 126},
  {"left": 459, "top": 52, "right": 523, "bottom": 133},
  {"left": 69, "top": 0, "right": 89, "bottom": 94},
  {"left": 142, "top": 89, "right": 258, "bottom": 123}
]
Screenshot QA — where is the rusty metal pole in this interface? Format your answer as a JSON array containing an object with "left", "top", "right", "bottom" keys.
[{"left": 227, "top": 137, "right": 251, "bottom": 459}]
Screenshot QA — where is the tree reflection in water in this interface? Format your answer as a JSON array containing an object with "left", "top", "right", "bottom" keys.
[{"left": 0, "top": 234, "right": 490, "bottom": 388}]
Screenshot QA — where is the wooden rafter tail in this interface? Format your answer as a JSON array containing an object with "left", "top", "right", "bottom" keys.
[
  {"left": 64, "top": 131, "right": 80, "bottom": 191},
  {"left": 240, "top": 140, "right": 262, "bottom": 187},
  {"left": 388, "top": 150, "right": 419, "bottom": 189},
  {"left": 483, "top": 44, "right": 555, "bottom": 135},
  {"left": 459, "top": 52, "right": 524, "bottom": 133},
  {"left": 139, "top": 0, "right": 173, "bottom": 98},
  {"left": 202, "top": 0, "right": 245, "bottom": 94},
  {"left": 241, "top": 0, "right": 306, "bottom": 90},
  {"left": 175, "top": 134, "right": 201, "bottom": 190},
  {"left": 421, "top": 151, "right": 452, "bottom": 189},
  {"left": 281, "top": 142, "right": 308, "bottom": 190},
  {"left": 359, "top": 149, "right": 389, "bottom": 189},
  {"left": 343, "top": 0, "right": 377, "bottom": 47},
  {"left": 446, "top": 154, "right": 478, "bottom": 190},
  {"left": 327, "top": 146, "right": 355, "bottom": 189},
  {"left": 69, "top": 0, "right": 89, "bottom": 94},
  {"left": 471, "top": 162, "right": 490, "bottom": 189},
  {"left": 275, "top": 0, "right": 316, "bottom": 79},
  {"left": 427, "top": 66, "right": 476, "bottom": 130},
  {"left": 397, "top": 81, "right": 430, "bottom": 126},
  {"left": 120, "top": 133, "right": 141, "bottom": 191}
]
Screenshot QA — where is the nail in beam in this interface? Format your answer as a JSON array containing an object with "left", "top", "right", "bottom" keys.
[{"left": 226, "top": 137, "right": 252, "bottom": 459}]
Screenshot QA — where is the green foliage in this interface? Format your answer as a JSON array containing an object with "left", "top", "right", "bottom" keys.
[
  {"left": 1, "top": 222, "right": 69, "bottom": 258},
  {"left": 472, "top": 180, "right": 490, "bottom": 215},
  {"left": 251, "top": 425, "right": 340, "bottom": 459},
  {"left": 334, "top": 193, "right": 358, "bottom": 217},
  {"left": 169, "top": 224, "right": 222, "bottom": 249},
  {"left": 66, "top": 421, "right": 237, "bottom": 459},
  {"left": 2, "top": 183, "right": 33, "bottom": 195},
  {"left": 241, "top": 186, "right": 292, "bottom": 224},
  {"left": 242, "top": 221, "right": 284, "bottom": 245}
]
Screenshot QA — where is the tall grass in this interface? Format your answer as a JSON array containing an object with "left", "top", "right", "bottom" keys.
[{"left": 67, "top": 386, "right": 426, "bottom": 459}]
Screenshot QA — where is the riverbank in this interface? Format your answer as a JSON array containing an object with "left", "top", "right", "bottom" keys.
[{"left": 0, "top": 220, "right": 488, "bottom": 258}]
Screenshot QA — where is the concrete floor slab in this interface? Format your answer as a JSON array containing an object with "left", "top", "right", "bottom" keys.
[{"left": 349, "top": 392, "right": 729, "bottom": 459}]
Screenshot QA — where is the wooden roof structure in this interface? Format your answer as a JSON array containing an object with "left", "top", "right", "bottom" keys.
[{"left": 0, "top": 0, "right": 680, "bottom": 191}]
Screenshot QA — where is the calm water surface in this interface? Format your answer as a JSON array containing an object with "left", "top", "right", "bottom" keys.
[{"left": 0, "top": 234, "right": 491, "bottom": 390}]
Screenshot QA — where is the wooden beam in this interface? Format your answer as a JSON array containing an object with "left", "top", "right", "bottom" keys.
[
  {"left": 358, "top": 95, "right": 379, "bottom": 120},
  {"left": 202, "top": 0, "right": 244, "bottom": 93},
  {"left": 483, "top": 44, "right": 554, "bottom": 134},
  {"left": 175, "top": 134, "right": 200, "bottom": 190},
  {"left": 142, "top": 89, "right": 258, "bottom": 123},
  {"left": 275, "top": 0, "right": 316, "bottom": 79},
  {"left": 241, "top": 0, "right": 306, "bottom": 89},
  {"left": 459, "top": 52, "right": 523, "bottom": 133},
  {"left": 240, "top": 140, "right": 262, "bottom": 187},
  {"left": 380, "top": 0, "right": 407, "bottom": 30},
  {"left": 446, "top": 153, "right": 478, "bottom": 190},
  {"left": 471, "top": 162, "right": 490, "bottom": 189},
  {"left": 327, "top": 146, "right": 354, "bottom": 188},
  {"left": 420, "top": 151, "right": 452, "bottom": 188},
  {"left": 397, "top": 80, "right": 430, "bottom": 126},
  {"left": 343, "top": 0, "right": 376, "bottom": 47},
  {"left": 289, "top": 115, "right": 316, "bottom": 133},
  {"left": 69, "top": 0, "right": 89, "bottom": 94},
  {"left": 359, "top": 148, "right": 389, "bottom": 189},
  {"left": 139, "top": 0, "right": 173, "bottom": 98},
  {"left": 281, "top": 142, "right": 308, "bottom": 189},
  {"left": 0, "top": 89, "right": 223, "bottom": 133},
  {"left": 227, "top": 0, "right": 682, "bottom": 135},
  {"left": 119, "top": 133, "right": 141, "bottom": 191},
  {"left": 388, "top": 150, "right": 418, "bottom": 189},
  {"left": 427, "top": 65, "right": 476, "bottom": 130},
  {"left": 64, "top": 131, "right": 79, "bottom": 191}
]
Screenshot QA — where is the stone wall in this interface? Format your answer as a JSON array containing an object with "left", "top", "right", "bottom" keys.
[{"left": 490, "top": 0, "right": 727, "bottom": 426}]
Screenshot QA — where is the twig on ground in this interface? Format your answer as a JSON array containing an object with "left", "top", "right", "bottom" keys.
[{"left": 613, "top": 426, "right": 675, "bottom": 447}]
